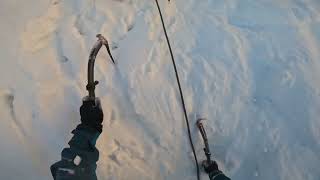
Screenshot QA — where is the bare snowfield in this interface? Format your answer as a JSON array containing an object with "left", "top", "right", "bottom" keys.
[{"left": 1, "top": 0, "right": 320, "bottom": 179}]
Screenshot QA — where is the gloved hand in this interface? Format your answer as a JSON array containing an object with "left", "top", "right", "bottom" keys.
[
  {"left": 80, "top": 97, "right": 104, "bottom": 132},
  {"left": 202, "top": 160, "right": 219, "bottom": 174}
]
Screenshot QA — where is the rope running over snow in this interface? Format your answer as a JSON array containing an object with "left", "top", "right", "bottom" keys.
[{"left": 154, "top": 1, "right": 200, "bottom": 179}]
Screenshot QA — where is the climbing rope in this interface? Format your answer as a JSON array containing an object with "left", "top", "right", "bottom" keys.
[{"left": 154, "top": 1, "right": 200, "bottom": 179}]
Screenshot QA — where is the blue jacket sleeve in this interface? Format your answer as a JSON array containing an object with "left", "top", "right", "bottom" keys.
[
  {"left": 51, "top": 124, "right": 101, "bottom": 180},
  {"left": 209, "top": 170, "right": 231, "bottom": 180}
]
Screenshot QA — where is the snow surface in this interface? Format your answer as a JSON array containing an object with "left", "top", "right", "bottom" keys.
[{"left": 1, "top": 0, "right": 320, "bottom": 179}]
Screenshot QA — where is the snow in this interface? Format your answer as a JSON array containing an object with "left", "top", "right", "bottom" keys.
[{"left": 1, "top": 0, "right": 320, "bottom": 179}]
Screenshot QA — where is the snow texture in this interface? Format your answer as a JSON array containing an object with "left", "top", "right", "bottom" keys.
[{"left": 1, "top": 0, "right": 320, "bottom": 179}]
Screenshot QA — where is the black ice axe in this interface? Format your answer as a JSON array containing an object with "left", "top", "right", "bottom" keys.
[
  {"left": 197, "top": 118, "right": 212, "bottom": 164},
  {"left": 85, "top": 34, "right": 115, "bottom": 104}
]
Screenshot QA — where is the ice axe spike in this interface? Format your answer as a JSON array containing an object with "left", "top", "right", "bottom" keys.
[
  {"left": 96, "top": 34, "right": 116, "bottom": 65},
  {"left": 86, "top": 34, "right": 115, "bottom": 101},
  {"left": 196, "top": 118, "right": 212, "bottom": 164}
]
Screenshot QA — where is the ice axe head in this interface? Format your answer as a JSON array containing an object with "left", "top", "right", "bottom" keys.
[
  {"left": 196, "top": 117, "right": 206, "bottom": 128},
  {"left": 97, "top": 34, "right": 116, "bottom": 65}
]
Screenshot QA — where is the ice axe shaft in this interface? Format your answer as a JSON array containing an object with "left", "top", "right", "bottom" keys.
[
  {"left": 87, "top": 34, "right": 115, "bottom": 101},
  {"left": 197, "top": 118, "right": 212, "bottom": 164}
]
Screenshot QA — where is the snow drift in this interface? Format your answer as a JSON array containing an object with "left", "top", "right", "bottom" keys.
[{"left": 0, "top": 0, "right": 320, "bottom": 179}]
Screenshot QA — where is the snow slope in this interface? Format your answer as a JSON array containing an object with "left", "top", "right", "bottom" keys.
[{"left": 1, "top": 0, "right": 320, "bottom": 179}]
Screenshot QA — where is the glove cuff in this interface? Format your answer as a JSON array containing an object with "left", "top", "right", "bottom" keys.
[{"left": 209, "top": 170, "right": 223, "bottom": 179}]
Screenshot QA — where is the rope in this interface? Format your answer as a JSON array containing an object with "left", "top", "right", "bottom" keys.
[{"left": 154, "top": 1, "right": 200, "bottom": 179}]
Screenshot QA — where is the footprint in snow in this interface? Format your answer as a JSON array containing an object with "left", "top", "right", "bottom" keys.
[
  {"left": 127, "top": 23, "right": 135, "bottom": 32},
  {"left": 0, "top": 91, "right": 27, "bottom": 137}
]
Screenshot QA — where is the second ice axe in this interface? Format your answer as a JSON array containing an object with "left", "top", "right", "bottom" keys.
[{"left": 197, "top": 118, "right": 212, "bottom": 164}]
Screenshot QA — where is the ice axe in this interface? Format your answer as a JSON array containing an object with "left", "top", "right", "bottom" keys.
[
  {"left": 196, "top": 118, "right": 212, "bottom": 164},
  {"left": 86, "top": 34, "right": 115, "bottom": 103}
]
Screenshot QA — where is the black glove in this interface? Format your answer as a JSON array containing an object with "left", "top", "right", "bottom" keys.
[
  {"left": 80, "top": 97, "right": 103, "bottom": 132},
  {"left": 202, "top": 160, "right": 219, "bottom": 174}
]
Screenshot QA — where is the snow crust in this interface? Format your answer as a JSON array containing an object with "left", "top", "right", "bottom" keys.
[{"left": 1, "top": 0, "right": 320, "bottom": 179}]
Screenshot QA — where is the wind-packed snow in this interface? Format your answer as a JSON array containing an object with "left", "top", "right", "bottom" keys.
[{"left": 1, "top": 0, "right": 320, "bottom": 179}]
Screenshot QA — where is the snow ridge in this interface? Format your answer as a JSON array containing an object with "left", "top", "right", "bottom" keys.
[{"left": 0, "top": 0, "right": 320, "bottom": 180}]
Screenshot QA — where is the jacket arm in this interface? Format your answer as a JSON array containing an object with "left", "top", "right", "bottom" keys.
[{"left": 51, "top": 124, "right": 101, "bottom": 180}]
